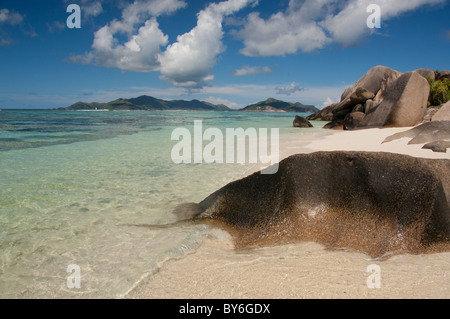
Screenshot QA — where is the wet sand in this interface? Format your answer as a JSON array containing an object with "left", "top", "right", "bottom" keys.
[
  {"left": 126, "top": 233, "right": 449, "bottom": 299},
  {"left": 126, "top": 126, "right": 450, "bottom": 299}
]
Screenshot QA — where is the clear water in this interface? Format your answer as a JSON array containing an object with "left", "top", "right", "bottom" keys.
[{"left": 0, "top": 110, "right": 327, "bottom": 298}]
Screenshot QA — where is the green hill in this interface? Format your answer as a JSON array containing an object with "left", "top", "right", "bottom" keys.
[
  {"left": 242, "top": 98, "right": 319, "bottom": 113},
  {"left": 65, "top": 95, "right": 231, "bottom": 111}
]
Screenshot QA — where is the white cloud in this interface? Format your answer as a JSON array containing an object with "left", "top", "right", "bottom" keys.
[
  {"left": 238, "top": 0, "right": 333, "bottom": 56},
  {"left": 71, "top": 0, "right": 186, "bottom": 71},
  {"left": 233, "top": 65, "right": 272, "bottom": 76},
  {"left": 275, "top": 82, "right": 304, "bottom": 96},
  {"left": 322, "top": 97, "right": 335, "bottom": 108},
  {"left": 238, "top": 0, "right": 445, "bottom": 56},
  {"left": 72, "top": 0, "right": 257, "bottom": 87},
  {"left": 204, "top": 96, "right": 242, "bottom": 109},
  {"left": 320, "top": 0, "right": 446, "bottom": 47},
  {"left": 158, "top": 0, "right": 257, "bottom": 89},
  {"left": 0, "top": 8, "right": 24, "bottom": 25},
  {"left": 68, "top": 0, "right": 446, "bottom": 91},
  {"left": 115, "top": 0, "right": 186, "bottom": 31},
  {"left": 72, "top": 18, "right": 169, "bottom": 72}
]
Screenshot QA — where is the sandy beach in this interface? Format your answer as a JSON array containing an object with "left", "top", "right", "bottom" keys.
[{"left": 126, "top": 126, "right": 450, "bottom": 299}]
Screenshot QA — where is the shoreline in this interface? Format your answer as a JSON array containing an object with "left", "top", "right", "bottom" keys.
[
  {"left": 125, "top": 125, "right": 449, "bottom": 299},
  {"left": 126, "top": 235, "right": 450, "bottom": 299}
]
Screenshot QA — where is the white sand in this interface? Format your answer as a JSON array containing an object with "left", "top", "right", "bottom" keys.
[
  {"left": 300, "top": 127, "right": 449, "bottom": 159},
  {"left": 126, "top": 126, "right": 450, "bottom": 299}
]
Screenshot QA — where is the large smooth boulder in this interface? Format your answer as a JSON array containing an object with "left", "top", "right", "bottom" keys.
[
  {"left": 191, "top": 152, "right": 450, "bottom": 258},
  {"left": 357, "top": 71, "right": 430, "bottom": 128},
  {"left": 432, "top": 101, "right": 450, "bottom": 121},
  {"left": 341, "top": 65, "right": 402, "bottom": 102},
  {"left": 293, "top": 115, "right": 313, "bottom": 128}
]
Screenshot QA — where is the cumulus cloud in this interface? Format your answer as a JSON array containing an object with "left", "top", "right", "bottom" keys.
[
  {"left": 71, "top": 0, "right": 186, "bottom": 71},
  {"left": 275, "top": 82, "right": 304, "bottom": 96},
  {"left": 158, "top": 0, "right": 257, "bottom": 89},
  {"left": 238, "top": 0, "right": 333, "bottom": 56},
  {"left": 233, "top": 65, "right": 272, "bottom": 76},
  {"left": 238, "top": 0, "right": 445, "bottom": 56},
  {"left": 72, "top": 0, "right": 256, "bottom": 88}
]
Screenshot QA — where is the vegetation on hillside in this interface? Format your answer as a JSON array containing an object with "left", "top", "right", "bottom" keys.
[
  {"left": 64, "top": 95, "right": 231, "bottom": 111},
  {"left": 243, "top": 98, "right": 319, "bottom": 113},
  {"left": 427, "top": 72, "right": 450, "bottom": 107}
]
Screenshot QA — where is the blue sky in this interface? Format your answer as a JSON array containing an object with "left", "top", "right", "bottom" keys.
[{"left": 0, "top": 0, "right": 449, "bottom": 109}]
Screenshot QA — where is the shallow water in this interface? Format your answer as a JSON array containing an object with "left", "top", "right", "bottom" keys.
[{"left": 0, "top": 110, "right": 327, "bottom": 298}]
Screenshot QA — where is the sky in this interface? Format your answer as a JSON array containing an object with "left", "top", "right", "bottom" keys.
[{"left": 0, "top": 0, "right": 449, "bottom": 109}]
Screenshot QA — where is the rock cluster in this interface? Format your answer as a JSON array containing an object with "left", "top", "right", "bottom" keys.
[{"left": 307, "top": 66, "right": 449, "bottom": 129}]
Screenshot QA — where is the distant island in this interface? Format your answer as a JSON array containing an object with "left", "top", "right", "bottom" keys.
[
  {"left": 63, "top": 95, "right": 231, "bottom": 111},
  {"left": 63, "top": 95, "right": 319, "bottom": 113},
  {"left": 242, "top": 98, "right": 319, "bottom": 113}
]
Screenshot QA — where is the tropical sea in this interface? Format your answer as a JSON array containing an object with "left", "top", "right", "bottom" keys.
[{"left": 0, "top": 109, "right": 328, "bottom": 298}]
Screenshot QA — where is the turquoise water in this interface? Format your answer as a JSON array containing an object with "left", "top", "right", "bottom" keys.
[{"left": 0, "top": 110, "right": 326, "bottom": 298}]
